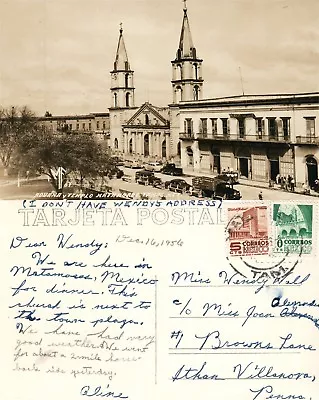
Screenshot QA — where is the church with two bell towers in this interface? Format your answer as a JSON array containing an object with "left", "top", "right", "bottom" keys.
[
  {"left": 43, "top": 1, "right": 319, "bottom": 187},
  {"left": 109, "top": 1, "right": 201, "bottom": 161}
]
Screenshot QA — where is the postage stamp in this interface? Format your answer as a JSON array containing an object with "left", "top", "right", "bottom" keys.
[
  {"left": 226, "top": 205, "right": 270, "bottom": 257},
  {"left": 272, "top": 204, "right": 313, "bottom": 255}
]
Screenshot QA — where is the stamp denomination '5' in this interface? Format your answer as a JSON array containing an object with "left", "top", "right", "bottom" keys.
[{"left": 227, "top": 205, "right": 270, "bottom": 257}]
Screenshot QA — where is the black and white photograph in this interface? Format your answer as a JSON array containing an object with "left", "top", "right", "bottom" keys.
[{"left": 0, "top": 0, "right": 318, "bottom": 200}]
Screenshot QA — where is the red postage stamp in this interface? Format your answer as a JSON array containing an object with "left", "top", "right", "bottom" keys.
[{"left": 226, "top": 205, "right": 270, "bottom": 256}]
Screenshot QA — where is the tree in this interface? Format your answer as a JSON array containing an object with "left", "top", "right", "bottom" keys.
[
  {"left": 0, "top": 106, "right": 37, "bottom": 176},
  {"left": 17, "top": 131, "right": 114, "bottom": 193}
]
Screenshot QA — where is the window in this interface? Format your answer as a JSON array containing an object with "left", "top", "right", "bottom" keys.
[
  {"left": 176, "top": 86, "right": 183, "bottom": 102},
  {"left": 89, "top": 123, "right": 91, "bottom": 131},
  {"left": 256, "top": 118, "right": 264, "bottom": 138},
  {"left": 69, "top": 124, "right": 72, "bottom": 131},
  {"left": 76, "top": 123, "right": 79, "bottom": 130},
  {"left": 211, "top": 118, "right": 218, "bottom": 135},
  {"left": 194, "top": 63, "right": 198, "bottom": 80},
  {"left": 82, "top": 123, "right": 85, "bottom": 130},
  {"left": 114, "top": 138, "right": 119, "bottom": 149},
  {"left": 145, "top": 114, "right": 149, "bottom": 125},
  {"left": 268, "top": 118, "right": 277, "bottom": 139},
  {"left": 238, "top": 118, "right": 245, "bottom": 138},
  {"left": 221, "top": 118, "right": 229, "bottom": 136},
  {"left": 305, "top": 117, "right": 316, "bottom": 137},
  {"left": 97, "top": 121, "right": 100, "bottom": 130},
  {"left": 103, "top": 121, "right": 106, "bottom": 130},
  {"left": 282, "top": 118, "right": 290, "bottom": 140},
  {"left": 125, "top": 73, "right": 129, "bottom": 88},
  {"left": 185, "top": 118, "right": 193, "bottom": 135},
  {"left": 194, "top": 85, "right": 199, "bottom": 101},
  {"left": 114, "top": 93, "right": 118, "bottom": 108},
  {"left": 199, "top": 118, "right": 207, "bottom": 135},
  {"left": 126, "top": 93, "right": 130, "bottom": 107}
]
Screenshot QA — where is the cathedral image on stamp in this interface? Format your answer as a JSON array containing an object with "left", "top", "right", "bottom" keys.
[
  {"left": 227, "top": 205, "right": 270, "bottom": 256},
  {"left": 273, "top": 204, "right": 313, "bottom": 254}
]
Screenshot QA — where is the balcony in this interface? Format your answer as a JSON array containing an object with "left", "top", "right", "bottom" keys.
[
  {"left": 179, "top": 132, "right": 195, "bottom": 139},
  {"left": 194, "top": 132, "right": 291, "bottom": 143},
  {"left": 295, "top": 136, "right": 319, "bottom": 145}
]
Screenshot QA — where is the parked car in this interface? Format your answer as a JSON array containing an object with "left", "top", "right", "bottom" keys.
[
  {"left": 107, "top": 166, "right": 124, "bottom": 179},
  {"left": 122, "top": 174, "right": 133, "bottom": 182},
  {"left": 131, "top": 160, "right": 143, "bottom": 169},
  {"left": 111, "top": 156, "right": 124, "bottom": 166},
  {"left": 152, "top": 176, "right": 164, "bottom": 188},
  {"left": 135, "top": 170, "right": 156, "bottom": 185},
  {"left": 124, "top": 159, "right": 142, "bottom": 169},
  {"left": 214, "top": 180, "right": 241, "bottom": 200},
  {"left": 161, "top": 163, "right": 183, "bottom": 176},
  {"left": 165, "top": 178, "right": 192, "bottom": 194},
  {"left": 124, "top": 159, "right": 133, "bottom": 168},
  {"left": 191, "top": 176, "right": 241, "bottom": 200},
  {"left": 145, "top": 161, "right": 163, "bottom": 172}
]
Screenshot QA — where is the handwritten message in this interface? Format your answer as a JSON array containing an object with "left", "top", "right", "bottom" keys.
[{"left": 2, "top": 200, "right": 319, "bottom": 399}]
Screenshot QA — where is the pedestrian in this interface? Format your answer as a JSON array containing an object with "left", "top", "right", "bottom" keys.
[
  {"left": 26, "top": 170, "right": 30, "bottom": 180},
  {"left": 258, "top": 191, "right": 263, "bottom": 200},
  {"left": 287, "top": 175, "right": 292, "bottom": 190},
  {"left": 276, "top": 174, "right": 280, "bottom": 185},
  {"left": 290, "top": 178, "right": 295, "bottom": 192},
  {"left": 284, "top": 177, "right": 289, "bottom": 191},
  {"left": 280, "top": 176, "right": 284, "bottom": 190}
]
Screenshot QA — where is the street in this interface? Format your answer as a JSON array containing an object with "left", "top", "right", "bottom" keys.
[{"left": 0, "top": 168, "right": 315, "bottom": 201}]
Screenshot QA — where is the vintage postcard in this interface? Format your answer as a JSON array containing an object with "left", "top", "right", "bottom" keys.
[{"left": 1, "top": 0, "right": 319, "bottom": 399}]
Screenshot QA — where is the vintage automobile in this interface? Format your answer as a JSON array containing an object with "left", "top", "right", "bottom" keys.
[
  {"left": 192, "top": 176, "right": 241, "bottom": 200},
  {"left": 145, "top": 161, "right": 163, "bottom": 172},
  {"left": 107, "top": 166, "right": 124, "bottom": 179},
  {"left": 110, "top": 156, "right": 124, "bottom": 166},
  {"left": 135, "top": 170, "right": 163, "bottom": 187},
  {"left": 161, "top": 163, "right": 183, "bottom": 176},
  {"left": 164, "top": 178, "right": 192, "bottom": 194},
  {"left": 124, "top": 159, "right": 142, "bottom": 169}
]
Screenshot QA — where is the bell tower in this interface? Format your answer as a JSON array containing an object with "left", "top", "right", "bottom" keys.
[
  {"left": 110, "top": 24, "right": 135, "bottom": 109},
  {"left": 171, "top": 1, "right": 204, "bottom": 103}
]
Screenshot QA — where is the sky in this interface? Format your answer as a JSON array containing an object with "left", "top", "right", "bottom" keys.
[{"left": 0, "top": 0, "right": 318, "bottom": 116}]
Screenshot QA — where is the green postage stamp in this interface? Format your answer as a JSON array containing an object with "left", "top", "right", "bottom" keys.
[{"left": 273, "top": 204, "right": 313, "bottom": 255}]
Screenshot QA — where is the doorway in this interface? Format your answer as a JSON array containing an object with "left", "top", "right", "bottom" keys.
[
  {"left": 144, "top": 134, "right": 149, "bottom": 157},
  {"left": 306, "top": 156, "right": 318, "bottom": 188},
  {"left": 186, "top": 147, "right": 194, "bottom": 168},
  {"left": 211, "top": 147, "right": 220, "bottom": 174},
  {"left": 162, "top": 140, "right": 167, "bottom": 158},
  {"left": 239, "top": 158, "right": 249, "bottom": 178},
  {"left": 269, "top": 159, "right": 280, "bottom": 181},
  {"left": 129, "top": 138, "right": 133, "bottom": 154}
]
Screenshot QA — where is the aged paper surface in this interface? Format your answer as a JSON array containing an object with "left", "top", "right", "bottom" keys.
[{"left": 1, "top": 199, "right": 318, "bottom": 399}]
